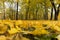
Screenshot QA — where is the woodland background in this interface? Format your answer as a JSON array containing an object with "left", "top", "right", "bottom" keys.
[
  {"left": 0, "top": 0, "right": 60, "bottom": 20},
  {"left": 0, "top": 0, "right": 60, "bottom": 40}
]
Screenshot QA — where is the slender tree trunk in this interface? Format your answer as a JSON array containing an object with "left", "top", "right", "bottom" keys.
[
  {"left": 45, "top": 8, "right": 48, "bottom": 20},
  {"left": 53, "top": 4, "right": 57, "bottom": 20},
  {"left": 16, "top": 2, "right": 18, "bottom": 20},
  {"left": 34, "top": 7, "right": 38, "bottom": 20},
  {"left": 25, "top": 0, "right": 30, "bottom": 20},
  {"left": 25, "top": 6, "right": 29, "bottom": 20},
  {"left": 43, "top": 1, "right": 48, "bottom": 20},
  {"left": 50, "top": 8, "right": 53, "bottom": 20},
  {"left": 3, "top": 2, "right": 5, "bottom": 19},
  {"left": 54, "top": 4, "right": 60, "bottom": 20},
  {"left": 34, "top": 4, "right": 39, "bottom": 20},
  {"left": 44, "top": 6, "right": 48, "bottom": 20}
]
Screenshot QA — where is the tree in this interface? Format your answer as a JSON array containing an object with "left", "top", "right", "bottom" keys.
[
  {"left": 50, "top": 0, "right": 60, "bottom": 20},
  {"left": 0, "top": 0, "right": 5, "bottom": 19}
]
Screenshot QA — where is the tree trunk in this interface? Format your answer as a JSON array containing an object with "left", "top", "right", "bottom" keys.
[
  {"left": 34, "top": 7, "right": 38, "bottom": 20},
  {"left": 50, "top": 0, "right": 60, "bottom": 20},
  {"left": 54, "top": 4, "right": 60, "bottom": 20},
  {"left": 50, "top": 8, "right": 53, "bottom": 20},
  {"left": 25, "top": 6, "right": 29, "bottom": 20},
  {"left": 3, "top": 2, "right": 5, "bottom": 19},
  {"left": 44, "top": 6, "right": 48, "bottom": 20},
  {"left": 16, "top": 2, "right": 18, "bottom": 20},
  {"left": 25, "top": 1, "right": 30, "bottom": 20}
]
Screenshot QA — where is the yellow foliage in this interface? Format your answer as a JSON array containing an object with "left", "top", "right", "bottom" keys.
[
  {"left": 31, "top": 28, "right": 49, "bottom": 35},
  {"left": 0, "top": 20, "right": 60, "bottom": 35},
  {"left": 8, "top": 28, "right": 19, "bottom": 34},
  {"left": 0, "top": 36, "right": 6, "bottom": 40},
  {"left": 56, "top": 0, "right": 60, "bottom": 4}
]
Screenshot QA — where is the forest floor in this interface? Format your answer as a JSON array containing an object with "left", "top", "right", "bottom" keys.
[{"left": 0, "top": 20, "right": 60, "bottom": 40}]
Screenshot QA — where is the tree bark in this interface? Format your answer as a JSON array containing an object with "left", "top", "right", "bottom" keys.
[
  {"left": 16, "top": 2, "right": 18, "bottom": 20},
  {"left": 43, "top": 1, "right": 48, "bottom": 20},
  {"left": 50, "top": 7, "right": 53, "bottom": 20},
  {"left": 25, "top": 7, "right": 29, "bottom": 20},
  {"left": 3, "top": 2, "right": 5, "bottom": 19},
  {"left": 50, "top": 0, "right": 60, "bottom": 20},
  {"left": 25, "top": 0, "right": 30, "bottom": 20},
  {"left": 44, "top": 6, "right": 48, "bottom": 20}
]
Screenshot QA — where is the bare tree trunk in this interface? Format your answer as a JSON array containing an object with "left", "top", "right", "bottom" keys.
[
  {"left": 50, "top": 0, "right": 60, "bottom": 20},
  {"left": 50, "top": 8, "right": 53, "bottom": 20},
  {"left": 44, "top": 7, "right": 48, "bottom": 20},
  {"left": 34, "top": 6, "right": 38, "bottom": 20},
  {"left": 25, "top": 7, "right": 29, "bottom": 20},
  {"left": 16, "top": 2, "right": 18, "bottom": 20},
  {"left": 25, "top": 1, "right": 30, "bottom": 20},
  {"left": 43, "top": 5, "right": 48, "bottom": 20},
  {"left": 54, "top": 4, "right": 60, "bottom": 20},
  {"left": 43, "top": 1, "right": 48, "bottom": 20},
  {"left": 3, "top": 2, "right": 5, "bottom": 19}
]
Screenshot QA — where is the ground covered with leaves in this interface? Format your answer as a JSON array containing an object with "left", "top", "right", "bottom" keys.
[{"left": 0, "top": 20, "right": 60, "bottom": 40}]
